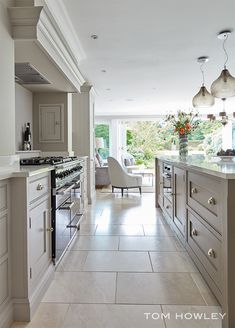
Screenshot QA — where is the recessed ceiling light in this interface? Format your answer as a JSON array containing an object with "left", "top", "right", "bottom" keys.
[
  {"left": 91, "top": 34, "right": 98, "bottom": 40},
  {"left": 101, "top": 69, "right": 106, "bottom": 73},
  {"left": 106, "top": 88, "right": 111, "bottom": 91}
]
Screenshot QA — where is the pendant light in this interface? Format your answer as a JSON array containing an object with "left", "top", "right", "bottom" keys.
[
  {"left": 192, "top": 56, "right": 215, "bottom": 108},
  {"left": 211, "top": 30, "right": 235, "bottom": 99}
]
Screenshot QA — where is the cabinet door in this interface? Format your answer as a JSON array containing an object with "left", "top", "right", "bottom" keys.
[
  {"left": 173, "top": 167, "right": 186, "bottom": 237},
  {"left": 39, "top": 104, "right": 64, "bottom": 143},
  {"left": 29, "top": 197, "right": 52, "bottom": 289}
]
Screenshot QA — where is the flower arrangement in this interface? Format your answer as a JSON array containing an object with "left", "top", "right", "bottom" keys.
[{"left": 165, "top": 110, "right": 200, "bottom": 136}]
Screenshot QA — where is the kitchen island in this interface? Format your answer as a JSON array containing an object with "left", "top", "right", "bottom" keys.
[{"left": 155, "top": 155, "right": 235, "bottom": 328}]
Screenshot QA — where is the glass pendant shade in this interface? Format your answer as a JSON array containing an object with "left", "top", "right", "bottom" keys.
[
  {"left": 211, "top": 68, "right": 235, "bottom": 98},
  {"left": 192, "top": 85, "right": 215, "bottom": 108}
]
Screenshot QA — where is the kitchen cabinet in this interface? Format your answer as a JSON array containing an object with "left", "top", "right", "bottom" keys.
[
  {"left": 39, "top": 104, "right": 64, "bottom": 143},
  {"left": 11, "top": 171, "right": 54, "bottom": 321},
  {"left": 173, "top": 166, "right": 186, "bottom": 238},
  {"left": 0, "top": 180, "right": 11, "bottom": 328},
  {"left": 29, "top": 196, "right": 51, "bottom": 292},
  {"left": 155, "top": 157, "right": 235, "bottom": 328}
]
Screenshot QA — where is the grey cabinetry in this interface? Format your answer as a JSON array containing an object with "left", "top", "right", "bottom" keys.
[
  {"left": 11, "top": 171, "right": 54, "bottom": 322},
  {"left": 0, "top": 180, "right": 11, "bottom": 328},
  {"left": 173, "top": 167, "right": 186, "bottom": 238},
  {"left": 29, "top": 196, "right": 51, "bottom": 292}
]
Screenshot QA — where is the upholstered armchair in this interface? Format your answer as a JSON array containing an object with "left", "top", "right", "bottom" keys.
[{"left": 107, "top": 157, "right": 142, "bottom": 196}]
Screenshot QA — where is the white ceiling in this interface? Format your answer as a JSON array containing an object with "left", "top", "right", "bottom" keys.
[{"left": 61, "top": 0, "right": 235, "bottom": 115}]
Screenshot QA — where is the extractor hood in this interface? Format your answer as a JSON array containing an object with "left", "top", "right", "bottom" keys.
[{"left": 15, "top": 62, "right": 51, "bottom": 85}]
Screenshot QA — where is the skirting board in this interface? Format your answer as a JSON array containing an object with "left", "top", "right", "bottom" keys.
[{"left": 13, "top": 264, "right": 55, "bottom": 322}]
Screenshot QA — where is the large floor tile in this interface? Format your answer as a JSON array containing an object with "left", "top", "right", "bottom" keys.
[
  {"left": 56, "top": 251, "right": 88, "bottom": 272},
  {"left": 11, "top": 303, "right": 69, "bottom": 328},
  {"left": 162, "top": 305, "right": 223, "bottom": 328},
  {"left": 95, "top": 224, "right": 144, "bottom": 236},
  {"left": 116, "top": 272, "right": 205, "bottom": 305},
  {"left": 150, "top": 252, "right": 198, "bottom": 272},
  {"left": 83, "top": 251, "right": 152, "bottom": 272},
  {"left": 191, "top": 273, "right": 219, "bottom": 306},
  {"left": 68, "top": 236, "right": 119, "bottom": 250},
  {"left": 42, "top": 272, "right": 116, "bottom": 303},
  {"left": 119, "top": 236, "right": 180, "bottom": 251},
  {"left": 77, "top": 224, "right": 97, "bottom": 235},
  {"left": 144, "top": 224, "right": 175, "bottom": 236},
  {"left": 62, "top": 304, "right": 165, "bottom": 328}
]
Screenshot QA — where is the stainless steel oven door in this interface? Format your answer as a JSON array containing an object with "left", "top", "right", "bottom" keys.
[{"left": 55, "top": 194, "right": 81, "bottom": 263}]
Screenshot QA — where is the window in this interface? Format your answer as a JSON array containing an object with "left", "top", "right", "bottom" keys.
[{"left": 95, "top": 124, "right": 110, "bottom": 159}]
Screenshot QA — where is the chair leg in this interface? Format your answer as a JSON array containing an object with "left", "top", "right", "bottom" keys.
[
  {"left": 139, "top": 187, "right": 142, "bottom": 195},
  {"left": 121, "top": 188, "right": 124, "bottom": 197},
  {"left": 112, "top": 186, "right": 114, "bottom": 193}
]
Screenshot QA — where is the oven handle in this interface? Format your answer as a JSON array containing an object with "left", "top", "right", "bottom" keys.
[
  {"left": 162, "top": 173, "right": 171, "bottom": 179},
  {"left": 58, "top": 201, "right": 75, "bottom": 210},
  {"left": 66, "top": 213, "right": 83, "bottom": 228},
  {"left": 56, "top": 183, "right": 75, "bottom": 195}
]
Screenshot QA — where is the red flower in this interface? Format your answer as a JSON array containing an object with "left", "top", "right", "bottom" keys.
[
  {"left": 186, "top": 123, "right": 191, "bottom": 130},
  {"left": 179, "top": 128, "right": 185, "bottom": 135}
]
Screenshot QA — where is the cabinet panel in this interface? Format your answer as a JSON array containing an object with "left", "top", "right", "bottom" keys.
[
  {"left": 29, "top": 197, "right": 51, "bottom": 288},
  {"left": 157, "top": 161, "right": 164, "bottom": 207},
  {"left": 188, "top": 210, "right": 222, "bottom": 289},
  {"left": 29, "top": 173, "right": 50, "bottom": 204},
  {"left": 0, "top": 184, "right": 7, "bottom": 212},
  {"left": 39, "top": 104, "right": 64, "bottom": 143},
  {"left": 174, "top": 167, "right": 186, "bottom": 237},
  {"left": 0, "top": 215, "right": 8, "bottom": 258},
  {"left": 163, "top": 196, "right": 173, "bottom": 218},
  {"left": 188, "top": 172, "right": 221, "bottom": 234},
  {"left": 0, "top": 258, "right": 9, "bottom": 306}
]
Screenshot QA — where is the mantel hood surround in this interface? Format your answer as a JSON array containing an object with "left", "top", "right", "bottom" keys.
[{"left": 8, "top": 1, "right": 85, "bottom": 91}]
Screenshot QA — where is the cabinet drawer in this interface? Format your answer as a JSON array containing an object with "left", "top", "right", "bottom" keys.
[
  {"left": 187, "top": 172, "right": 221, "bottom": 233},
  {"left": 163, "top": 196, "right": 173, "bottom": 218},
  {"left": 188, "top": 210, "right": 222, "bottom": 289},
  {"left": 29, "top": 173, "right": 50, "bottom": 203}
]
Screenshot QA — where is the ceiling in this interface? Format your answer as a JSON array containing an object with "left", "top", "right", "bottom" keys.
[{"left": 61, "top": 0, "right": 235, "bottom": 116}]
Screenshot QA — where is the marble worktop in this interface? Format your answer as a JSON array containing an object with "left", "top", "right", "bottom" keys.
[
  {"left": 0, "top": 165, "right": 54, "bottom": 180},
  {"left": 156, "top": 154, "right": 235, "bottom": 179}
]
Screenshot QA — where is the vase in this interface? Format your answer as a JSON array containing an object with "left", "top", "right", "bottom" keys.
[{"left": 179, "top": 134, "right": 188, "bottom": 160}]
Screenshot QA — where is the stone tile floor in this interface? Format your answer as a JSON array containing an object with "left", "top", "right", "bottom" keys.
[{"left": 11, "top": 192, "right": 222, "bottom": 327}]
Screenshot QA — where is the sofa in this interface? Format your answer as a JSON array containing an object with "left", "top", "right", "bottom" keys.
[{"left": 95, "top": 152, "right": 111, "bottom": 186}]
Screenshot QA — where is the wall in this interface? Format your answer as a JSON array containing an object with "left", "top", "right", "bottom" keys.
[
  {"left": 33, "top": 92, "right": 70, "bottom": 152},
  {"left": 15, "top": 84, "right": 33, "bottom": 151},
  {"left": 0, "top": 0, "right": 15, "bottom": 155}
]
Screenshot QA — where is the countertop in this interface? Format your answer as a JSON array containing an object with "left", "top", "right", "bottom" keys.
[
  {"left": 156, "top": 154, "right": 235, "bottom": 179},
  {"left": 0, "top": 165, "right": 54, "bottom": 180}
]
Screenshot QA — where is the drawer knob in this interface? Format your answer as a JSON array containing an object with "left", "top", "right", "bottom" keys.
[
  {"left": 208, "top": 248, "right": 216, "bottom": 258},
  {"left": 192, "top": 228, "right": 198, "bottom": 236},
  {"left": 208, "top": 197, "right": 216, "bottom": 205},
  {"left": 191, "top": 187, "right": 198, "bottom": 194},
  {"left": 37, "top": 183, "right": 44, "bottom": 191},
  {"left": 166, "top": 205, "right": 170, "bottom": 209},
  {"left": 46, "top": 227, "right": 54, "bottom": 232}
]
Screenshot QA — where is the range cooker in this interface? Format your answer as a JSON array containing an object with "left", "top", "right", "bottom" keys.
[{"left": 20, "top": 156, "right": 84, "bottom": 264}]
